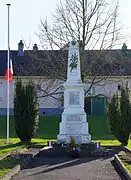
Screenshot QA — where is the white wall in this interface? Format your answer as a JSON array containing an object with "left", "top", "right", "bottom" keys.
[
  {"left": 1, "top": 76, "right": 131, "bottom": 109},
  {"left": 0, "top": 77, "right": 63, "bottom": 109},
  {"left": 85, "top": 77, "right": 130, "bottom": 97}
]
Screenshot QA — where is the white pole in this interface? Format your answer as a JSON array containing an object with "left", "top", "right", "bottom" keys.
[{"left": 6, "top": 4, "right": 10, "bottom": 144}]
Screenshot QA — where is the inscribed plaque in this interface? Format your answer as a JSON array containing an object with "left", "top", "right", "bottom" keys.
[
  {"left": 66, "top": 115, "right": 81, "bottom": 121},
  {"left": 69, "top": 92, "right": 80, "bottom": 105}
]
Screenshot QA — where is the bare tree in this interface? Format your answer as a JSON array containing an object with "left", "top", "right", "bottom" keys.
[
  {"left": 31, "top": 0, "right": 123, "bottom": 100},
  {"left": 40, "top": 0, "right": 120, "bottom": 49}
]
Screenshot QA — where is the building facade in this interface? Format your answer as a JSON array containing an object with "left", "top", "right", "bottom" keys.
[
  {"left": 0, "top": 40, "right": 131, "bottom": 116},
  {"left": 0, "top": 76, "right": 130, "bottom": 116}
]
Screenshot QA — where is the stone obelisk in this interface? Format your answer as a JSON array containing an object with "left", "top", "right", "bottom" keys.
[{"left": 57, "top": 40, "right": 91, "bottom": 144}]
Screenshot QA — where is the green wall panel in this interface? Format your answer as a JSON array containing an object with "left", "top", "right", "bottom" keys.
[{"left": 92, "top": 97, "right": 106, "bottom": 116}]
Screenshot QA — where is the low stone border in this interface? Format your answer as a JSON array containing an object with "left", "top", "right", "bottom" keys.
[
  {"left": 0, "top": 154, "right": 10, "bottom": 161},
  {"left": 114, "top": 154, "right": 131, "bottom": 180},
  {"left": 123, "top": 146, "right": 131, "bottom": 154},
  {"left": 0, "top": 148, "right": 27, "bottom": 162},
  {"left": 0, "top": 152, "right": 34, "bottom": 180},
  {"left": 0, "top": 148, "right": 25, "bottom": 162},
  {"left": 0, "top": 165, "right": 20, "bottom": 180}
]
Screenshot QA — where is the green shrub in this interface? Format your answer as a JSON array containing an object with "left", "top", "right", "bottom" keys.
[
  {"left": 107, "top": 83, "right": 131, "bottom": 146},
  {"left": 107, "top": 92, "right": 120, "bottom": 139},
  {"left": 119, "top": 83, "right": 131, "bottom": 145},
  {"left": 14, "top": 78, "right": 39, "bottom": 143}
]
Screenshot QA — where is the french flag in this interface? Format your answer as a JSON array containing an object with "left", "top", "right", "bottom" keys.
[
  {"left": 5, "top": 52, "right": 13, "bottom": 83},
  {"left": 47, "top": 141, "right": 54, "bottom": 147},
  {"left": 96, "top": 142, "right": 101, "bottom": 148}
]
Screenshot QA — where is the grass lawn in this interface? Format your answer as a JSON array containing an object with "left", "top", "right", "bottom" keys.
[
  {"left": 0, "top": 156, "right": 23, "bottom": 178},
  {"left": 0, "top": 139, "right": 24, "bottom": 159},
  {"left": 0, "top": 115, "right": 114, "bottom": 139},
  {"left": 0, "top": 115, "right": 130, "bottom": 178},
  {"left": 0, "top": 138, "right": 50, "bottom": 179},
  {"left": 0, "top": 115, "right": 131, "bottom": 155},
  {"left": 122, "top": 161, "right": 131, "bottom": 173},
  {"left": 0, "top": 115, "right": 130, "bottom": 147}
]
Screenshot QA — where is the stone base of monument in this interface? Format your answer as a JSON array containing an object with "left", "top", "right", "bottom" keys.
[
  {"left": 57, "top": 133, "right": 91, "bottom": 145},
  {"left": 37, "top": 142, "right": 110, "bottom": 158}
]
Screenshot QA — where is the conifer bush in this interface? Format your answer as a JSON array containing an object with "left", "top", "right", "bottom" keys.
[
  {"left": 14, "top": 78, "right": 39, "bottom": 143},
  {"left": 107, "top": 83, "right": 131, "bottom": 146}
]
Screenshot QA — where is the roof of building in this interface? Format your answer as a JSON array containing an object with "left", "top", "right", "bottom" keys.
[{"left": 1, "top": 41, "right": 131, "bottom": 78}]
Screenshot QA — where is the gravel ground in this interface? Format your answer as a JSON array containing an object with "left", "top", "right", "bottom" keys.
[{"left": 11, "top": 156, "right": 126, "bottom": 180}]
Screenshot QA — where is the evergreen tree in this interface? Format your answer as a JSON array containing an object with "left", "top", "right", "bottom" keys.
[
  {"left": 14, "top": 78, "right": 26, "bottom": 142},
  {"left": 119, "top": 83, "right": 131, "bottom": 146},
  {"left": 107, "top": 83, "right": 131, "bottom": 146},
  {"left": 24, "top": 80, "right": 39, "bottom": 142},
  {"left": 107, "top": 92, "right": 120, "bottom": 140},
  {"left": 14, "top": 78, "right": 39, "bottom": 143}
]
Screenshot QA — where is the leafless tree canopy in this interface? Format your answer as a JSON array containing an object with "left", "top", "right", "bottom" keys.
[
  {"left": 39, "top": 0, "right": 120, "bottom": 50},
  {"left": 32, "top": 0, "right": 123, "bottom": 99}
]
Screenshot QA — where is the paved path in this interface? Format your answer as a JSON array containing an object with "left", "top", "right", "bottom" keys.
[{"left": 11, "top": 156, "right": 126, "bottom": 180}]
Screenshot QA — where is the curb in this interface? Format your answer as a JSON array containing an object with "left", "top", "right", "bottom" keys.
[
  {"left": 0, "top": 148, "right": 25, "bottom": 162},
  {"left": 0, "top": 154, "right": 10, "bottom": 161},
  {"left": 0, "top": 165, "right": 20, "bottom": 180},
  {"left": 114, "top": 154, "right": 131, "bottom": 180},
  {"left": 0, "top": 153, "right": 34, "bottom": 180},
  {"left": 123, "top": 147, "right": 131, "bottom": 154}
]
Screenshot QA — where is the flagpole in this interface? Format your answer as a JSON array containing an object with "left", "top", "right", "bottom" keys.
[{"left": 6, "top": 4, "right": 11, "bottom": 144}]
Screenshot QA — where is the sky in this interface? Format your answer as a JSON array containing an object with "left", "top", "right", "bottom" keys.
[{"left": 0, "top": 0, "right": 131, "bottom": 50}]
